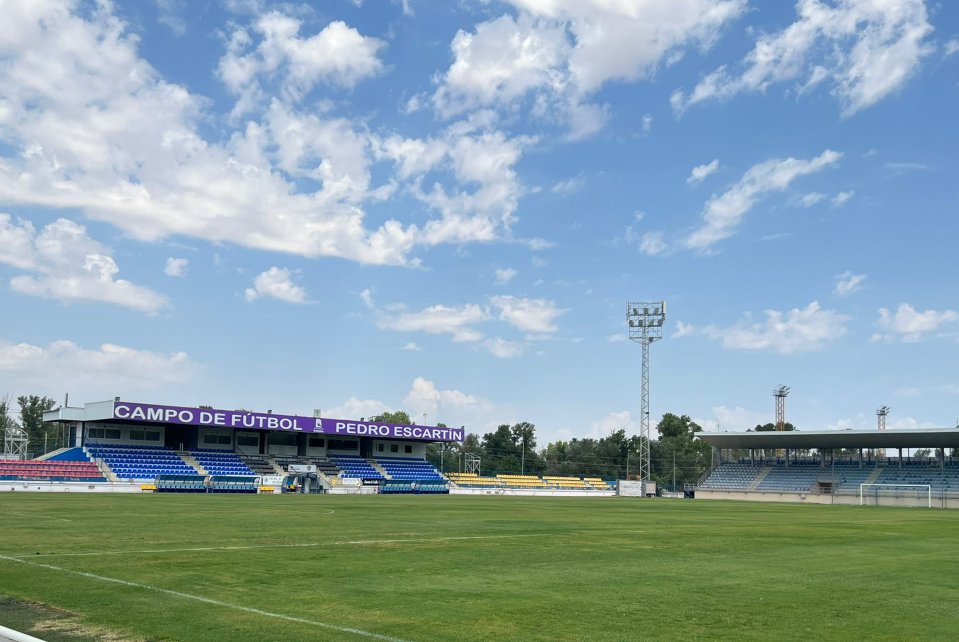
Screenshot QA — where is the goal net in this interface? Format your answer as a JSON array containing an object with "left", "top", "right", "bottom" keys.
[{"left": 859, "top": 483, "right": 932, "bottom": 508}]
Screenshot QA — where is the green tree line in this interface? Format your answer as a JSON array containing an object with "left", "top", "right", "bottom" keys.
[{"left": 417, "top": 412, "right": 714, "bottom": 491}]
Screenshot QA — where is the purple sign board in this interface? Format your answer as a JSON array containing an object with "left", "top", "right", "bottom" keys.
[{"left": 113, "top": 402, "right": 464, "bottom": 443}]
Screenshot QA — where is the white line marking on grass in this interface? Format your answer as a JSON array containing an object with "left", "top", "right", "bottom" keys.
[
  {"left": 0, "top": 554, "right": 411, "bottom": 642},
  {"left": 5, "top": 533, "right": 549, "bottom": 558}
]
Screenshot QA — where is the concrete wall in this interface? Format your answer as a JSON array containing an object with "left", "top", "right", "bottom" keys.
[
  {"left": 450, "top": 488, "right": 616, "bottom": 497},
  {"left": 695, "top": 489, "right": 959, "bottom": 509},
  {"left": 0, "top": 481, "right": 143, "bottom": 493}
]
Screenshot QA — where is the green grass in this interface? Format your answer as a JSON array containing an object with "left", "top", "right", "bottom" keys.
[{"left": 1, "top": 494, "right": 957, "bottom": 641}]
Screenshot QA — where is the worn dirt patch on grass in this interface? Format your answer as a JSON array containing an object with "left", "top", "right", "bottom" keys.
[{"left": 0, "top": 595, "right": 136, "bottom": 642}]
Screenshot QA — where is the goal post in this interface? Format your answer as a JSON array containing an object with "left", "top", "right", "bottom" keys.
[{"left": 859, "top": 483, "right": 932, "bottom": 508}]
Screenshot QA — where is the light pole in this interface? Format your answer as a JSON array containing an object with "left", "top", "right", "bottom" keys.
[{"left": 627, "top": 301, "right": 666, "bottom": 483}]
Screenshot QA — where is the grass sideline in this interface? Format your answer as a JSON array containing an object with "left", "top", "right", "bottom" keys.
[{"left": 0, "top": 494, "right": 957, "bottom": 641}]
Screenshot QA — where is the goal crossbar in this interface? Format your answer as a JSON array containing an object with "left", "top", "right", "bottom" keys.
[{"left": 859, "top": 483, "right": 932, "bottom": 508}]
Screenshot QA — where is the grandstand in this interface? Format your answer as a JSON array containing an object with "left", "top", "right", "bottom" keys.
[
  {"left": 22, "top": 398, "right": 465, "bottom": 495},
  {"left": 695, "top": 428, "right": 959, "bottom": 507}
]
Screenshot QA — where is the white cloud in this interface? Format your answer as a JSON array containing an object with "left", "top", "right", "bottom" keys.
[
  {"left": 685, "top": 150, "right": 842, "bottom": 250},
  {"left": 641, "top": 113, "right": 653, "bottom": 134},
  {"left": 639, "top": 231, "right": 667, "bottom": 256},
  {"left": 164, "top": 257, "right": 188, "bottom": 277},
  {"left": 873, "top": 303, "right": 959, "bottom": 343},
  {"left": 0, "top": 216, "right": 166, "bottom": 313},
  {"left": 550, "top": 175, "right": 586, "bottom": 194},
  {"left": 484, "top": 337, "right": 524, "bottom": 358},
  {"left": 403, "top": 376, "right": 481, "bottom": 423},
  {"left": 0, "top": 214, "right": 38, "bottom": 270},
  {"left": 433, "top": 14, "right": 570, "bottom": 118},
  {"left": 694, "top": 406, "right": 767, "bottom": 432},
  {"left": 677, "top": 301, "right": 849, "bottom": 354},
  {"left": 491, "top": 295, "right": 565, "bottom": 333},
  {"left": 894, "top": 386, "right": 920, "bottom": 398},
  {"left": 155, "top": 0, "right": 187, "bottom": 36},
  {"left": 801, "top": 192, "right": 827, "bottom": 207},
  {"left": 218, "top": 12, "right": 384, "bottom": 113},
  {"left": 936, "top": 384, "right": 959, "bottom": 395},
  {"left": 945, "top": 38, "right": 959, "bottom": 56},
  {"left": 381, "top": 303, "right": 488, "bottom": 342},
  {"left": 0, "top": 338, "right": 196, "bottom": 395},
  {"left": 325, "top": 396, "right": 388, "bottom": 421},
  {"left": 606, "top": 333, "right": 626, "bottom": 343},
  {"left": 832, "top": 190, "right": 855, "bottom": 206},
  {"left": 244, "top": 267, "right": 308, "bottom": 303},
  {"left": 359, "top": 288, "right": 375, "bottom": 309},
  {"left": 588, "top": 410, "right": 636, "bottom": 439},
  {"left": 0, "top": 3, "right": 537, "bottom": 270},
  {"left": 687, "top": 159, "right": 720, "bottom": 185},
  {"left": 504, "top": 0, "right": 746, "bottom": 93},
  {"left": 494, "top": 267, "right": 518, "bottom": 284},
  {"left": 674, "top": 0, "right": 934, "bottom": 116},
  {"left": 834, "top": 271, "right": 866, "bottom": 297},
  {"left": 433, "top": 1, "right": 745, "bottom": 136},
  {"left": 400, "top": 342, "right": 421, "bottom": 351}
]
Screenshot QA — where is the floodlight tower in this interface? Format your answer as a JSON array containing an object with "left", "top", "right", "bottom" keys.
[
  {"left": 627, "top": 301, "right": 666, "bottom": 482},
  {"left": 774, "top": 385, "right": 790, "bottom": 430},
  {"left": 877, "top": 406, "right": 890, "bottom": 431}
]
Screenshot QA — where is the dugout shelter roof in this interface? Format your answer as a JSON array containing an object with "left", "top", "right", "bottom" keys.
[{"left": 696, "top": 428, "right": 959, "bottom": 450}]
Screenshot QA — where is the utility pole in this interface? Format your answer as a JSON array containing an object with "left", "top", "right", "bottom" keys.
[
  {"left": 672, "top": 451, "right": 676, "bottom": 492},
  {"left": 521, "top": 434, "right": 526, "bottom": 475},
  {"left": 627, "top": 301, "right": 666, "bottom": 483}
]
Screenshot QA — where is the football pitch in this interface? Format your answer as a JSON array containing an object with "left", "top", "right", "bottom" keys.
[{"left": 1, "top": 494, "right": 957, "bottom": 641}]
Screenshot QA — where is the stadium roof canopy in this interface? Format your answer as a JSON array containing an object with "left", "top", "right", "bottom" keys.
[{"left": 696, "top": 428, "right": 959, "bottom": 450}]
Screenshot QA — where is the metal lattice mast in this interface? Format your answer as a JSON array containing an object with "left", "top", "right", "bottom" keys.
[
  {"left": 774, "top": 385, "right": 790, "bottom": 430},
  {"left": 877, "top": 406, "right": 890, "bottom": 431},
  {"left": 628, "top": 301, "right": 665, "bottom": 482}
]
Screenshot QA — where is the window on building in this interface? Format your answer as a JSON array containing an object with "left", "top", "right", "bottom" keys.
[
  {"left": 218, "top": 434, "right": 231, "bottom": 445},
  {"left": 390, "top": 444, "right": 398, "bottom": 453},
  {"left": 145, "top": 431, "right": 161, "bottom": 441},
  {"left": 308, "top": 436, "right": 325, "bottom": 448},
  {"left": 130, "top": 430, "right": 145, "bottom": 440},
  {"left": 236, "top": 434, "right": 259, "bottom": 447},
  {"left": 105, "top": 429, "right": 121, "bottom": 440},
  {"left": 405, "top": 445, "right": 413, "bottom": 454},
  {"left": 203, "top": 434, "right": 220, "bottom": 445},
  {"left": 377, "top": 443, "right": 384, "bottom": 452},
  {"left": 88, "top": 428, "right": 104, "bottom": 438},
  {"left": 269, "top": 432, "right": 297, "bottom": 446},
  {"left": 328, "top": 439, "right": 358, "bottom": 450}
]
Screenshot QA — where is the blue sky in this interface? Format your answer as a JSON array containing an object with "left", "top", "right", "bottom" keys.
[{"left": 0, "top": 0, "right": 957, "bottom": 442}]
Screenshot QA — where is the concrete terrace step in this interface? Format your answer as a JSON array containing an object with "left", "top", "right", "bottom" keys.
[{"left": 748, "top": 466, "right": 772, "bottom": 491}]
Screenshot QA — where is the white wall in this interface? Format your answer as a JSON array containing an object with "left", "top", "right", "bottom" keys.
[
  {"left": 371, "top": 441, "right": 426, "bottom": 458},
  {"left": 84, "top": 422, "right": 164, "bottom": 446}
]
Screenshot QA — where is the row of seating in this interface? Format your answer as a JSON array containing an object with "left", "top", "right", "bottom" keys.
[
  {"left": 0, "top": 459, "right": 104, "bottom": 482},
  {"left": 328, "top": 455, "right": 384, "bottom": 480},
  {"left": 701, "top": 462, "right": 959, "bottom": 493},
  {"left": 375, "top": 457, "right": 444, "bottom": 481},
  {"left": 87, "top": 444, "right": 196, "bottom": 480},
  {"left": 190, "top": 449, "right": 255, "bottom": 476}
]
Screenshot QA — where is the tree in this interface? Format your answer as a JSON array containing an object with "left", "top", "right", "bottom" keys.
[
  {"left": 369, "top": 410, "right": 412, "bottom": 425},
  {"left": 651, "top": 413, "right": 711, "bottom": 491},
  {"left": 753, "top": 422, "right": 797, "bottom": 432},
  {"left": 17, "top": 395, "right": 57, "bottom": 456}
]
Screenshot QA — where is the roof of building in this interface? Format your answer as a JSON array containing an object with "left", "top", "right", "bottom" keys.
[{"left": 695, "top": 428, "right": 959, "bottom": 450}]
